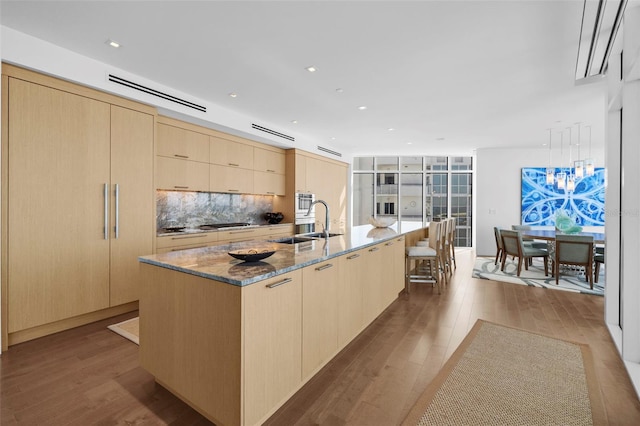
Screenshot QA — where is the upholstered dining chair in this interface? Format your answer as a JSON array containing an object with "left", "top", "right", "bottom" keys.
[
  {"left": 494, "top": 227, "right": 504, "bottom": 265},
  {"left": 553, "top": 235, "right": 594, "bottom": 288},
  {"left": 511, "top": 225, "right": 548, "bottom": 250},
  {"left": 594, "top": 246, "right": 605, "bottom": 284},
  {"left": 500, "top": 229, "right": 549, "bottom": 276}
]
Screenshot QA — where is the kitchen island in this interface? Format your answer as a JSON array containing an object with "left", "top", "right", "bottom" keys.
[{"left": 138, "top": 222, "right": 427, "bottom": 426}]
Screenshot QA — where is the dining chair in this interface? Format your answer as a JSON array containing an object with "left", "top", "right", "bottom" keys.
[
  {"left": 494, "top": 226, "right": 504, "bottom": 265},
  {"left": 500, "top": 229, "right": 549, "bottom": 276},
  {"left": 511, "top": 225, "right": 548, "bottom": 250},
  {"left": 553, "top": 234, "right": 594, "bottom": 288},
  {"left": 594, "top": 246, "right": 605, "bottom": 284}
]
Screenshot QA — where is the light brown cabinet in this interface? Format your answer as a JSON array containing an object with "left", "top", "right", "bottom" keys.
[
  {"left": 157, "top": 123, "right": 209, "bottom": 162},
  {"left": 139, "top": 235, "right": 408, "bottom": 425},
  {"left": 210, "top": 135, "right": 254, "bottom": 169},
  {"left": 253, "top": 171, "right": 285, "bottom": 195},
  {"left": 302, "top": 260, "right": 339, "bottom": 379},
  {"left": 210, "top": 164, "right": 253, "bottom": 194},
  {"left": 243, "top": 270, "right": 302, "bottom": 426},
  {"left": 156, "top": 232, "right": 219, "bottom": 253},
  {"left": 338, "top": 248, "right": 367, "bottom": 348},
  {"left": 3, "top": 71, "right": 154, "bottom": 344},
  {"left": 254, "top": 147, "right": 285, "bottom": 174},
  {"left": 156, "top": 156, "right": 210, "bottom": 192}
]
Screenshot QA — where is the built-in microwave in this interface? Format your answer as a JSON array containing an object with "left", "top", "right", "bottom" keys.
[{"left": 295, "top": 193, "right": 316, "bottom": 229}]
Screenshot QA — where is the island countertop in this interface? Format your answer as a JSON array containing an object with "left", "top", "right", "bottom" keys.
[{"left": 139, "top": 222, "right": 427, "bottom": 286}]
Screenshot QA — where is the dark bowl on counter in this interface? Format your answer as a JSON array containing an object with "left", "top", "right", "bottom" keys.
[{"left": 264, "top": 212, "right": 284, "bottom": 224}]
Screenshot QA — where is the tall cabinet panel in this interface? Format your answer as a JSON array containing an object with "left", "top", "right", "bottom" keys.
[
  {"left": 7, "top": 78, "right": 111, "bottom": 332},
  {"left": 109, "top": 105, "right": 154, "bottom": 306}
]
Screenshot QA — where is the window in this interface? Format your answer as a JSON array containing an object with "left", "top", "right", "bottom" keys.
[{"left": 353, "top": 156, "right": 473, "bottom": 246}]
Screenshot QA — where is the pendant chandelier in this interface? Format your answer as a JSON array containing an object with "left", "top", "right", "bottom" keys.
[
  {"left": 574, "top": 123, "right": 585, "bottom": 179},
  {"left": 546, "top": 128, "right": 555, "bottom": 184},
  {"left": 585, "top": 125, "right": 595, "bottom": 176},
  {"left": 566, "top": 127, "right": 576, "bottom": 192},
  {"left": 556, "top": 130, "right": 566, "bottom": 189}
]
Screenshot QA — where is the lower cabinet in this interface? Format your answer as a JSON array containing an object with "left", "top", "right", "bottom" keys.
[
  {"left": 338, "top": 249, "right": 367, "bottom": 348},
  {"left": 140, "top": 237, "right": 406, "bottom": 426},
  {"left": 243, "top": 271, "right": 302, "bottom": 426},
  {"left": 302, "top": 260, "right": 339, "bottom": 379},
  {"left": 381, "top": 236, "right": 406, "bottom": 310}
]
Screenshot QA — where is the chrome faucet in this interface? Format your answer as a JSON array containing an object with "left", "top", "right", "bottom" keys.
[{"left": 306, "top": 199, "right": 330, "bottom": 238}]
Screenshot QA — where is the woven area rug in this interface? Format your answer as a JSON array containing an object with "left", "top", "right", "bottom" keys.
[
  {"left": 473, "top": 256, "right": 604, "bottom": 296},
  {"left": 401, "top": 320, "right": 607, "bottom": 426},
  {"left": 107, "top": 317, "right": 139, "bottom": 345}
]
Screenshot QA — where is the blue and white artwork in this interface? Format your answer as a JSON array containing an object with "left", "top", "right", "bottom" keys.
[{"left": 521, "top": 167, "right": 605, "bottom": 226}]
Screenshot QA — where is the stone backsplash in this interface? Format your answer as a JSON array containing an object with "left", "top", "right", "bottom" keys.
[{"left": 156, "top": 191, "right": 277, "bottom": 230}]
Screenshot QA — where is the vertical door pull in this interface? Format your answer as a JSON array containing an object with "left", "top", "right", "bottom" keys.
[
  {"left": 103, "top": 183, "right": 109, "bottom": 240},
  {"left": 115, "top": 183, "right": 120, "bottom": 239}
]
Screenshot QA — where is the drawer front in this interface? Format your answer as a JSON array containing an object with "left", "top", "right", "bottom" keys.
[{"left": 156, "top": 232, "right": 218, "bottom": 249}]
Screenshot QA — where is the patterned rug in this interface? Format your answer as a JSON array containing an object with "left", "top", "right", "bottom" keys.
[
  {"left": 472, "top": 256, "right": 604, "bottom": 296},
  {"left": 401, "top": 320, "right": 607, "bottom": 425}
]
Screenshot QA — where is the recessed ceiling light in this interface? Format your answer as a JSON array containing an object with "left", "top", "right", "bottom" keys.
[
  {"left": 336, "top": 88, "right": 344, "bottom": 93},
  {"left": 358, "top": 106, "right": 367, "bottom": 110},
  {"left": 291, "top": 120, "right": 298, "bottom": 124},
  {"left": 407, "top": 142, "right": 413, "bottom": 145},
  {"left": 330, "top": 137, "right": 336, "bottom": 140},
  {"left": 106, "top": 39, "right": 120, "bottom": 48},
  {"left": 388, "top": 128, "right": 395, "bottom": 131},
  {"left": 228, "top": 92, "right": 237, "bottom": 98},
  {"left": 305, "top": 66, "right": 317, "bottom": 73}
]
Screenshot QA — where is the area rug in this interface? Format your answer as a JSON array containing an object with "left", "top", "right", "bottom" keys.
[
  {"left": 473, "top": 256, "right": 604, "bottom": 296},
  {"left": 401, "top": 320, "right": 607, "bottom": 426},
  {"left": 107, "top": 317, "right": 139, "bottom": 345}
]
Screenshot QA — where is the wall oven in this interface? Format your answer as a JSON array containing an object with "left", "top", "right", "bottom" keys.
[{"left": 295, "top": 193, "right": 316, "bottom": 234}]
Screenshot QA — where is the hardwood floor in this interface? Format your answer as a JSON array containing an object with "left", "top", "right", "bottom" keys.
[{"left": 2, "top": 249, "right": 638, "bottom": 425}]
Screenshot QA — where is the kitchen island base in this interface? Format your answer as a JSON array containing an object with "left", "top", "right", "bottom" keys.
[{"left": 139, "top": 228, "right": 421, "bottom": 425}]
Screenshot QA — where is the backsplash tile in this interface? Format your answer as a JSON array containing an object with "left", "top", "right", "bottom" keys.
[{"left": 157, "top": 191, "right": 275, "bottom": 230}]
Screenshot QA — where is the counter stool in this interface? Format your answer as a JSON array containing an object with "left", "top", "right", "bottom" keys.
[{"left": 405, "top": 222, "right": 442, "bottom": 294}]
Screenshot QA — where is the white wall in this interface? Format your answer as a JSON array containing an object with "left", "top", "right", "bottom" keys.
[
  {"left": 475, "top": 146, "right": 605, "bottom": 256},
  {"left": 0, "top": 26, "right": 347, "bottom": 163}
]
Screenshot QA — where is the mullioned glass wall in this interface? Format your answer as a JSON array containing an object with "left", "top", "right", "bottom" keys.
[{"left": 353, "top": 156, "right": 473, "bottom": 247}]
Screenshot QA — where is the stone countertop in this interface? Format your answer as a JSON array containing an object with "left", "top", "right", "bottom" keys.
[
  {"left": 140, "top": 222, "right": 427, "bottom": 286},
  {"left": 156, "top": 222, "right": 294, "bottom": 237}
]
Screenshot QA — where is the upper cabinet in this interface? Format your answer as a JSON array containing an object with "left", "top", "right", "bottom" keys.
[
  {"left": 156, "top": 117, "right": 286, "bottom": 196},
  {"left": 210, "top": 136, "right": 254, "bottom": 169},
  {"left": 254, "top": 148, "right": 285, "bottom": 174},
  {"left": 157, "top": 124, "right": 209, "bottom": 163}
]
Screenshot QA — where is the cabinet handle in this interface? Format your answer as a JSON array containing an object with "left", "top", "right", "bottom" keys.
[
  {"left": 114, "top": 184, "right": 120, "bottom": 239},
  {"left": 229, "top": 229, "right": 254, "bottom": 234},
  {"left": 174, "top": 154, "right": 189, "bottom": 159},
  {"left": 347, "top": 254, "right": 360, "bottom": 260},
  {"left": 228, "top": 189, "right": 239, "bottom": 192},
  {"left": 266, "top": 277, "right": 292, "bottom": 288},
  {"left": 266, "top": 192, "right": 275, "bottom": 195},
  {"left": 171, "top": 245, "right": 207, "bottom": 251},
  {"left": 315, "top": 263, "right": 334, "bottom": 271},
  {"left": 266, "top": 169, "right": 276, "bottom": 173},
  {"left": 369, "top": 247, "right": 380, "bottom": 252},
  {"left": 103, "top": 183, "right": 108, "bottom": 240},
  {"left": 170, "top": 234, "right": 206, "bottom": 240},
  {"left": 385, "top": 242, "right": 393, "bottom": 246},
  {"left": 228, "top": 163, "right": 240, "bottom": 167},
  {"left": 174, "top": 185, "right": 189, "bottom": 189}
]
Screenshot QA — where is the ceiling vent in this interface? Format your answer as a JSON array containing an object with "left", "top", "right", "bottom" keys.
[
  {"left": 251, "top": 123, "right": 295, "bottom": 142},
  {"left": 108, "top": 74, "right": 206, "bottom": 112},
  {"left": 575, "top": 0, "right": 628, "bottom": 81},
  {"left": 317, "top": 145, "right": 342, "bottom": 158}
]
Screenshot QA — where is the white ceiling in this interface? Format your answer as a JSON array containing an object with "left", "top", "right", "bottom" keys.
[{"left": 0, "top": 0, "right": 609, "bottom": 157}]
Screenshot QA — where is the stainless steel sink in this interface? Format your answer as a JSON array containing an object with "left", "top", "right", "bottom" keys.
[
  {"left": 270, "top": 236, "right": 317, "bottom": 244},
  {"left": 300, "top": 232, "right": 343, "bottom": 238}
]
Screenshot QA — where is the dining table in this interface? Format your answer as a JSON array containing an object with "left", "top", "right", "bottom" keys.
[{"left": 521, "top": 229, "right": 605, "bottom": 244}]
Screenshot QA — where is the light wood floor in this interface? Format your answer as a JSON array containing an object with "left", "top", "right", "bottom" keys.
[{"left": 2, "top": 249, "right": 638, "bottom": 425}]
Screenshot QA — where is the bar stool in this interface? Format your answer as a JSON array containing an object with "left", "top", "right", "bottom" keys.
[{"left": 405, "top": 222, "right": 441, "bottom": 294}]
